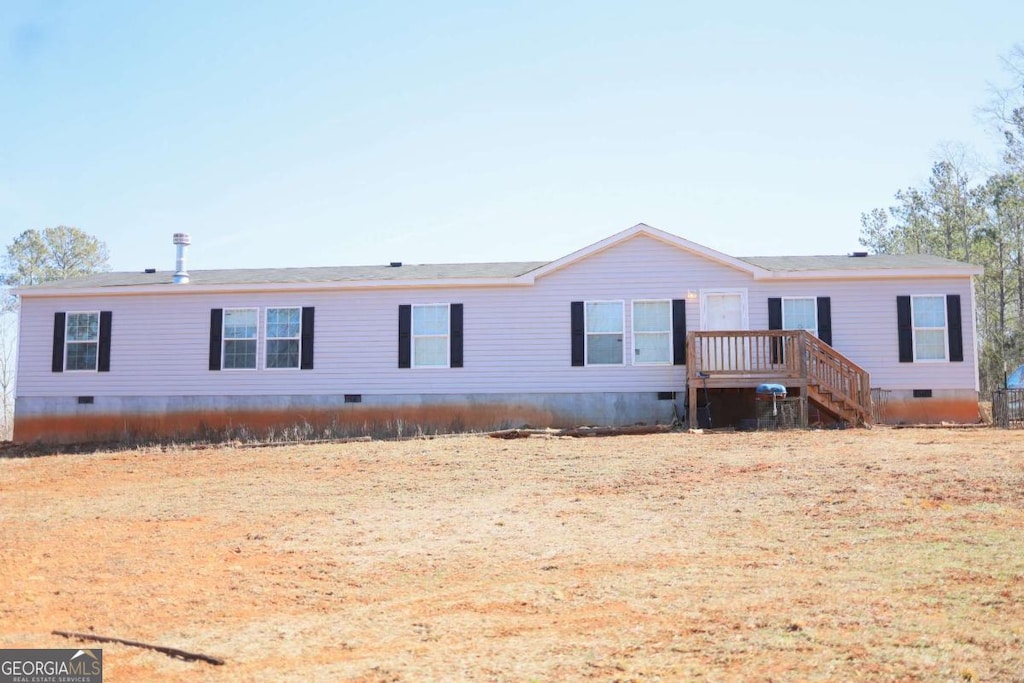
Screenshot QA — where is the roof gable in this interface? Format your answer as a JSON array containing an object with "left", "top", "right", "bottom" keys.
[{"left": 528, "top": 223, "right": 771, "bottom": 280}]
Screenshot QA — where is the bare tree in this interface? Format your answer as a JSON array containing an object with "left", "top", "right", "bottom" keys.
[{"left": 0, "top": 298, "right": 17, "bottom": 439}]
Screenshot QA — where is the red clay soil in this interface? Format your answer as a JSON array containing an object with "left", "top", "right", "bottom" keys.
[{"left": 1, "top": 429, "right": 1022, "bottom": 681}]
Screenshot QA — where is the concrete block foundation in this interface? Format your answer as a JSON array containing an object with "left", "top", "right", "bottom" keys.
[
  {"left": 13, "top": 392, "right": 684, "bottom": 444},
  {"left": 876, "top": 389, "right": 980, "bottom": 424}
]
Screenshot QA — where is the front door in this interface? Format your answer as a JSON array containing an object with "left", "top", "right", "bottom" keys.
[
  {"left": 703, "top": 292, "right": 744, "bottom": 331},
  {"left": 700, "top": 290, "right": 749, "bottom": 370}
]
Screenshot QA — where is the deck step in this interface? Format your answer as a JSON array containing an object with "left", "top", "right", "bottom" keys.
[{"left": 808, "top": 392, "right": 866, "bottom": 425}]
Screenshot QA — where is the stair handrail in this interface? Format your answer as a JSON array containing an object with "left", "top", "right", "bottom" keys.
[{"left": 799, "top": 331, "right": 871, "bottom": 424}]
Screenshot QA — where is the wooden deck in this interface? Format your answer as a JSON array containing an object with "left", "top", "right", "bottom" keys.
[{"left": 685, "top": 330, "right": 872, "bottom": 428}]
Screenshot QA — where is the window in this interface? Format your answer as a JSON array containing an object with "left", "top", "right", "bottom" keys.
[
  {"left": 223, "top": 308, "right": 258, "bottom": 369},
  {"left": 210, "top": 307, "right": 313, "bottom": 371},
  {"left": 782, "top": 297, "right": 817, "bottom": 336},
  {"left": 53, "top": 311, "right": 111, "bottom": 373},
  {"left": 770, "top": 296, "right": 832, "bottom": 347},
  {"left": 586, "top": 301, "right": 624, "bottom": 365},
  {"left": 65, "top": 312, "right": 99, "bottom": 371},
  {"left": 266, "top": 307, "right": 301, "bottom": 369},
  {"left": 412, "top": 304, "right": 450, "bottom": 367},
  {"left": 912, "top": 295, "right": 947, "bottom": 361},
  {"left": 398, "top": 304, "right": 462, "bottom": 369},
  {"left": 633, "top": 300, "right": 671, "bottom": 364}
]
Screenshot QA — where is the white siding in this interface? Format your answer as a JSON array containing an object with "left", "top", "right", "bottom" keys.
[{"left": 16, "top": 234, "right": 977, "bottom": 397}]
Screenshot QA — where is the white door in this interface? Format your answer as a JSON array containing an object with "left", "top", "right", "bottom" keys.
[
  {"left": 700, "top": 290, "right": 748, "bottom": 370},
  {"left": 704, "top": 293, "right": 744, "bottom": 331}
]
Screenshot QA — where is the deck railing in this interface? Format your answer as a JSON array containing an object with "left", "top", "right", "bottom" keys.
[
  {"left": 686, "top": 330, "right": 804, "bottom": 378},
  {"left": 687, "top": 330, "right": 872, "bottom": 425}
]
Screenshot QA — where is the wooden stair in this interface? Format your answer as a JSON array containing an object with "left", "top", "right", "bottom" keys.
[
  {"left": 802, "top": 332, "right": 872, "bottom": 427},
  {"left": 686, "top": 330, "right": 872, "bottom": 428}
]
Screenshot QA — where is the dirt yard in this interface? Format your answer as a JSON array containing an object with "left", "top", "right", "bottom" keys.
[{"left": 1, "top": 428, "right": 1023, "bottom": 682}]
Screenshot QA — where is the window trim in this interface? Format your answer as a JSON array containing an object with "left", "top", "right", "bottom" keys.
[
  {"left": 781, "top": 296, "right": 818, "bottom": 337},
  {"left": 584, "top": 299, "right": 625, "bottom": 367},
  {"left": 911, "top": 294, "right": 948, "bottom": 363},
  {"left": 221, "top": 307, "right": 260, "bottom": 372},
  {"left": 631, "top": 299, "right": 673, "bottom": 366},
  {"left": 264, "top": 306, "right": 302, "bottom": 371},
  {"left": 411, "top": 303, "right": 451, "bottom": 369},
  {"left": 64, "top": 310, "right": 100, "bottom": 373}
]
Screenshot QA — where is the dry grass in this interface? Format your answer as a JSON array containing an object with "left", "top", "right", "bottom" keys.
[{"left": 1, "top": 428, "right": 1023, "bottom": 682}]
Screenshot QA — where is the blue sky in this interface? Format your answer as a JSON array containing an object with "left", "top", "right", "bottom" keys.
[{"left": 1, "top": 1, "right": 1022, "bottom": 272}]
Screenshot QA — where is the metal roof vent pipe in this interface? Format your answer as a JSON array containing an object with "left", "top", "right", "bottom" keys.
[{"left": 172, "top": 233, "right": 191, "bottom": 284}]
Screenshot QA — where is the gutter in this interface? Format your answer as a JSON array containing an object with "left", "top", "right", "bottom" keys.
[{"left": 14, "top": 275, "right": 539, "bottom": 299}]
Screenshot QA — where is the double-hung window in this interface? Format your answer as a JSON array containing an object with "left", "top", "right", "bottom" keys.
[
  {"left": 912, "top": 295, "right": 947, "bottom": 361},
  {"left": 222, "top": 308, "right": 258, "bottom": 369},
  {"left": 632, "top": 300, "right": 671, "bottom": 364},
  {"left": 782, "top": 297, "right": 817, "bottom": 337},
  {"left": 586, "top": 301, "right": 624, "bottom": 365},
  {"left": 265, "top": 307, "right": 301, "bottom": 369},
  {"left": 211, "top": 307, "right": 313, "bottom": 371},
  {"left": 412, "top": 304, "right": 450, "bottom": 367},
  {"left": 65, "top": 312, "right": 99, "bottom": 371}
]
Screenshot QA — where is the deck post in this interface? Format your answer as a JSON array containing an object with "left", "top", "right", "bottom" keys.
[
  {"left": 686, "top": 331, "right": 697, "bottom": 429},
  {"left": 689, "top": 382, "right": 698, "bottom": 430}
]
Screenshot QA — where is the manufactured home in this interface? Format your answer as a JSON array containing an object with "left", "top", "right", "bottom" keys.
[{"left": 13, "top": 224, "right": 982, "bottom": 443}]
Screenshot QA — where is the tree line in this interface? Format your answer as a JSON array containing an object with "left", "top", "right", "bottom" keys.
[{"left": 859, "top": 47, "right": 1024, "bottom": 393}]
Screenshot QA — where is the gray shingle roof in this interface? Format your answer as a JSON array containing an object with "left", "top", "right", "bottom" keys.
[
  {"left": 739, "top": 253, "right": 976, "bottom": 272},
  {"left": 19, "top": 248, "right": 977, "bottom": 292},
  {"left": 25, "top": 261, "right": 550, "bottom": 289}
]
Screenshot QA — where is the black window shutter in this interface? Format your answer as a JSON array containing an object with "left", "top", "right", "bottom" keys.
[
  {"left": 767, "top": 298, "right": 782, "bottom": 330},
  {"left": 946, "top": 294, "right": 963, "bottom": 362},
  {"left": 570, "top": 301, "right": 585, "bottom": 367},
  {"left": 672, "top": 299, "right": 686, "bottom": 365},
  {"left": 897, "top": 296, "right": 913, "bottom": 363},
  {"left": 450, "top": 303, "right": 463, "bottom": 368},
  {"left": 209, "top": 308, "right": 223, "bottom": 371},
  {"left": 398, "top": 305, "right": 411, "bottom": 369},
  {"left": 98, "top": 311, "right": 112, "bottom": 372},
  {"left": 300, "top": 307, "right": 315, "bottom": 370},
  {"left": 768, "top": 297, "right": 783, "bottom": 364},
  {"left": 52, "top": 312, "right": 66, "bottom": 373},
  {"left": 816, "top": 297, "right": 832, "bottom": 346}
]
